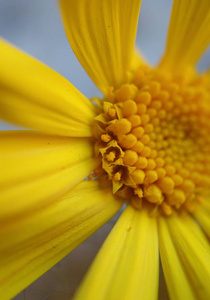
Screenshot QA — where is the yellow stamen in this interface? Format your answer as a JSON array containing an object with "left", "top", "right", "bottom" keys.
[
  {"left": 134, "top": 188, "right": 143, "bottom": 198},
  {"left": 101, "top": 133, "right": 111, "bottom": 143},
  {"left": 113, "top": 172, "right": 122, "bottom": 181},
  {"left": 106, "top": 151, "right": 116, "bottom": 162}
]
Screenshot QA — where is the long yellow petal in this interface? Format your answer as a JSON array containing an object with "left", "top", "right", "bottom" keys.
[
  {"left": 0, "top": 131, "right": 99, "bottom": 220},
  {"left": 0, "top": 180, "right": 123, "bottom": 300},
  {"left": 180, "top": 212, "right": 209, "bottom": 245},
  {"left": 159, "top": 216, "right": 196, "bottom": 300},
  {"left": 161, "top": 0, "right": 210, "bottom": 69},
  {"left": 75, "top": 205, "right": 159, "bottom": 300},
  {"left": 165, "top": 213, "right": 210, "bottom": 299},
  {"left": 193, "top": 205, "right": 210, "bottom": 238},
  {"left": 59, "top": 0, "right": 142, "bottom": 94},
  {"left": 0, "top": 39, "right": 97, "bottom": 137}
]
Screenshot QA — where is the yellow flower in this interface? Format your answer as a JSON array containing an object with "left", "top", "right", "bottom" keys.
[{"left": 0, "top": 0, "right": 210, "bottom": 299}]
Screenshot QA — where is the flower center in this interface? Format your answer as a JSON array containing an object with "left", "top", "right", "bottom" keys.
[{"left": 93, "top": 65, "right": 210, "bottom": 216}]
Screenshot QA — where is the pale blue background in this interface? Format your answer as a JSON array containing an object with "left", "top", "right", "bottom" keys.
[{"left": 0, "top": 0, "right": 209, "bottom": 299}]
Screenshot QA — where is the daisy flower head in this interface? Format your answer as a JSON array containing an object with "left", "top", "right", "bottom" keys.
[{"left": 0, "top": 0, "right": 210, "bottom": 299}]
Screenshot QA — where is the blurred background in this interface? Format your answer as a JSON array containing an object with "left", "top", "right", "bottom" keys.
[{"left": 0, "top": 0, "right": 209, "bottom": 299}]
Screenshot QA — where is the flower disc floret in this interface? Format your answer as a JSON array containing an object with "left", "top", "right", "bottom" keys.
[{"left": 93, "top": 65, "right": 210, "bottom": 216}]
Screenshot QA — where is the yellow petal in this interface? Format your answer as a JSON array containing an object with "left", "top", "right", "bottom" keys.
[
  {"left": 193, "top": 205, "right": 210, "bottom": 238},
  {"left": 131, "top": 47, "right": 147, "bottom": 71},
  {"left": 163, "top": 213, "right": 210, "bottom": 299},
  {"left": 180, "top": 212, "right": 209, "bottom": 245},
  {"left": 0, "top": 180, "right": 123, "bottom": 300},
  {"left": 0, "top": 131, "right": 99, "bottom": 220},
  {"left": 161, "top": 0, "right": 210, "bottom": 69},
  {"left": 0, "top": 39, "right": 97, "bottom": 137},
  {"left": 75, "top": 205, "right": 159, "bottom": 300},
  {"left": 59, "top": 0, "right": 142, "bottom": 94},
  {"left": 159, "top": 216, "right": 197, "bottom": 300}
]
